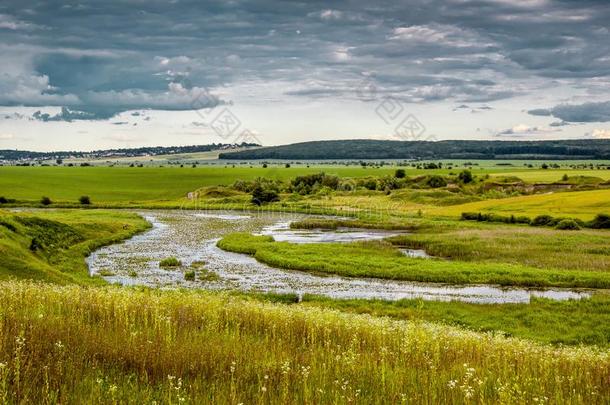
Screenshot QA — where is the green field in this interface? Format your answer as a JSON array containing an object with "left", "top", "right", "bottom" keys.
[
  {"left": 2, "top": 165, "right": 610, "bottom": 203},
  {"left": 0, "top": 166, "right": 398, "bottom": 202}
]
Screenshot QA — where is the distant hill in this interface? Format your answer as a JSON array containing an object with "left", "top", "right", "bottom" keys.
[
  {"left": 0, "top": 142, "right": 260, "bottom": 162},
  {"left": 218, "top": 139, "right": 610, "bottom": 160}
]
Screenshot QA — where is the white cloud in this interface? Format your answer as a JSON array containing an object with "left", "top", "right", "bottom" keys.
[
  {"left": 102, "top": 133, "right": 144, "bottom": 143},
  {"left": 0, "top": 73, "right": 80, "bottom": 105},
  {"left": 0, "top": 14, "right": 39, "bottom": 30},
  {"left": 389, "top": 24, "right": 492, "bottom": 48},
  {"left": 496, "top": 124, "right": 561, "bottom": 136},
  {"left": 589, "top": 128, "right": 610, "bottom": 139},
  {"left": 319, "top": 10, "right": 343, "bottom": 20}
]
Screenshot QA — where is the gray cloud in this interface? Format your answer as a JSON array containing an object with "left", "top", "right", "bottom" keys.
[
  {"left": 528, "top": 101, "right": 610, "bottom": 123},
  {"left": 0, "top": 0, "right": 609, "bottom": 121}
]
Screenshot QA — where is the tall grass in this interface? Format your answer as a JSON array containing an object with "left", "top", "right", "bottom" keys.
[
  {"left": 0, "top": 281, "right": 608, "bottom": 404},
  {"left": 386, "top": 226, "right": 610, "bottom": 272}
]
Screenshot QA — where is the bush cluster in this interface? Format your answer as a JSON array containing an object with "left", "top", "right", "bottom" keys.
[
  {"left": 461, "top": 212, "right": 610, "bottom": 230},
  {"left": 460, "top": 212, "right": 531, "bottom": 224}
]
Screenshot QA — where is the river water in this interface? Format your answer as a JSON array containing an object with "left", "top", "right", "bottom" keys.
[{"left": 86, "top": 210, "right": 589, "bottom": 304}]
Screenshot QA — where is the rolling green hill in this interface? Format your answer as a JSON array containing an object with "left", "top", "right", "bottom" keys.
[{"left": 219, "top": 139, "right": 610, "bottom": 160}]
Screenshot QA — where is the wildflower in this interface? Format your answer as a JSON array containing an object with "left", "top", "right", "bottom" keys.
[{"left": 261, "top": 386, "right": 267, "bottom": 393}]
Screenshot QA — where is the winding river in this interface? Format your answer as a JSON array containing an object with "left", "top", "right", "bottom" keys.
[{"left": 86, "top": 210, "right": 589, "bottom": 304}]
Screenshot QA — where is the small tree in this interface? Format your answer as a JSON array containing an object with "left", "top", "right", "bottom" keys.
[
  {"left": 251, "top": 178, "right": 280, "bottom": 205},
  {"left": 426, "top": 175, "right": 447, "bottom": 188},
  {"left": 562, "top": 174, "right": 569, "bottom": 181},
  {"left": 79, "top": 195, "right": 91, "bottom": 205},
  {"left": 395, "top": 169, "right": 406, "bottom": 178},
  {"left": 40, "top": 196, "right": 52, "bottom": 206},
  {"left": 458, "top": 169, "right": 473, "bottom": 184}
]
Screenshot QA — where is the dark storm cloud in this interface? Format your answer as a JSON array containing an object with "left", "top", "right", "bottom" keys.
[
  {"left": 528, "top": 101, "right": 610, "bottom": 122},
  {"left": 0, "top": 0, "right": 609, "bottom": 121}
]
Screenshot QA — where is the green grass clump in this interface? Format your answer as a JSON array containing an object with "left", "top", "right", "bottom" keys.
[
  {"left": 198, "top": 268, "right": 220, "bottom": 282},
  {"left": 218, "top": 233, "right": 610, "bottom": 288},
  {"left": 159, "top": 257, "right": 181, "bottom": 268},
  {"left": 184, "top": 270, "right": 196, "bottom": 281},
  {"left": 0, "top": 280, "right": 608, "bottom": 403}
]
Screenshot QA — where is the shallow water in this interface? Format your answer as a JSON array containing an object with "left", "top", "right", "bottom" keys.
[
  {"left": 258, "top": 221, "right": 407, "bottom": 243},
  {"left": 86, "top": 210, "right": 590, "bottom": 304}
]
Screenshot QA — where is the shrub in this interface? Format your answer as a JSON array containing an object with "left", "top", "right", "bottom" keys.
[
  {"left": 458, "top": 170, "right": 473, "bottom": 184},
  {"left": 531, "top": 215, "right": 554, "bottom": 227},
  {"left": 555, "top": 219, "right": 581, "bottom": 230},
  {"left": 40, "top": 196, "right": 52, "bottom": 206},
  {"left": 184, "top": 270, "right": 196, "bottom": 281},
  {"left": 0, "top": 196, "right": 7, "bottom": 204},
  {"left": 159, "top": 257, "right": 181, "bottom": 268},
  {"left": 426, "top": 175, "right": 447, "bottom": 188},
  {"left": 461, "top": 212, "right": 479, "bottom": 221},
  {"left": 395, "top": 169, "right": 406, "bottom": 178},
  {"left": 251, "top": 184, "right": 280, "bottom": 205},
  {"left": 79, "top": 195, "right": 91, "bottom": 205},
  {"left": 588, "top": 213, "right": 610, "bottom": 229}
]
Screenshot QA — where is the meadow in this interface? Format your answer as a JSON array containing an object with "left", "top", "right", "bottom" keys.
[{"left": 0, "top": 281, "right": 608, "bottom": 404}]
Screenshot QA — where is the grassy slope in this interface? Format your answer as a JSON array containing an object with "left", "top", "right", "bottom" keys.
[
  {"left": 0, "top": 281, "right": 608, "bottom": 403},
  {"left": 217, "top": 233, "right": 610, "bottom": 288},
  {"left": 0, "top": 209, "right": 150, "bottom": 284},
  {"left": 431, "top": 189, "right": 610, "bottom": 219}
]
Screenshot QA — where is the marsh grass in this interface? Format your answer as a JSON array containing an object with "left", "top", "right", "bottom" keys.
[
  {"left": 0, "top": 281, "right": 608, "bottom": 404},
  {"left": 386, "top": 226, "right": 610, "bottom": 272},
  {"left": 217, "top": 233, "right": 610, "bottom": 288},
  {"left": 159, "top": 257, "right": 181, "bottom": 268}
]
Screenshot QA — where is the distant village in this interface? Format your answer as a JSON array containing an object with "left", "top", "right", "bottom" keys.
[{"left": 0, "top": 143, "right": 259, "bottom": 165}]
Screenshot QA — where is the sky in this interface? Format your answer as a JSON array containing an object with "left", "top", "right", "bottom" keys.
[{"left": 1, "top": 0, "right": 610, "bottom": 151}]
